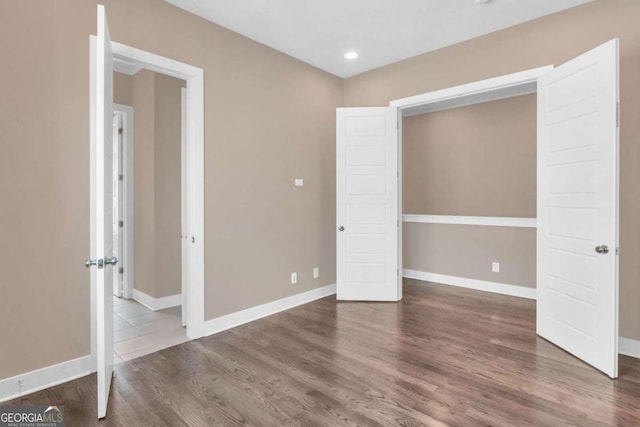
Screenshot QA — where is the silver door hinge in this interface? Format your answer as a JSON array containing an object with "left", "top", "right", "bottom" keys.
[
  {"left": 118, "top": 128, "right": 123, "bottom": 135},
  {"left": 119, "top": 174, "right": 123, "bottom": 181},
  {"left": 119, "top": 220, "right": 124, "bottom": 228},
  {"left": 617, "top": 247, "right": 620, "bottom": 255},
  {"left": 119, "top": 267, "right": 124, "bottom": 274}
]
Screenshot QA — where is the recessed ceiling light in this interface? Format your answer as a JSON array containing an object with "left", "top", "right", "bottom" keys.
[
  {"left": 475, "top": 0, "right": 491, "bottom": 4},
  {"left": 344, "top": 51, "right": 359, "bottom": 60}
]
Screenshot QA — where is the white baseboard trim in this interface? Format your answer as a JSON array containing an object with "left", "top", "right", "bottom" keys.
[
  {"left": 201, "top": 284, "right": 336, "bottom": 337},
  {"left": 0, "top": 355, "right": 92, "bottom": 403},
  {"left": 403, "top": 269, "right": 537, "bottom": 300},
  {"left": 133, "top": 289, "right": 181, "bottom": 311},
  {"left": 619, "top": 337, "right": 640, "bottom": 359}
]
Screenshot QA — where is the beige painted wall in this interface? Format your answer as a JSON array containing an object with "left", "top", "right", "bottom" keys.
[
  {"left": 116, "top": 70, "right": 183, "bottom": 299},
  {"left": 402, "top": 95, "right": 537, "bottom": 291},
  {"left": 132, "top": 69, "right": 156, "bottom": 298},
  {"left": 0, "top": 0, "right": 342, "bottom": 380},
  {"left": 404, "top": 223, "right": 536, "bottom": 288},
  {"left": 403, "top": 95, "right": 537, "bottom": 217},
  {"left": 153, "top": 73, "right": 184, "bottom": 298},
  {"left": 0, "top": 2, "right": 90, "bottom": 380},
  {"left": 345, "top": 0, "right": 640, "bottom": 340},
  {"left": 113, "top": 71, "right": 132, "bottom": 106}
]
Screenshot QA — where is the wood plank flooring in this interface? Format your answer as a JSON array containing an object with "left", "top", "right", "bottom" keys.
[{"left": 5, "top": 280, "right": 640, "bottom": 426}]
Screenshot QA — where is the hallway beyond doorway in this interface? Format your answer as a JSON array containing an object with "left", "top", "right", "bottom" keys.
[{"left": 113, "top": 296, "right": 188, "bottom": 363}]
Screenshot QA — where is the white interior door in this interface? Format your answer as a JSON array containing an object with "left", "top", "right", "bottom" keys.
[
  {"left": 336, "top": 107, "right": 400, "bottom": 301},
  {"left": 537, "top": 39, "right": 619, "bottom": 378},
  {"left": 90, "top": 4, "right": 115, "bottom": 418}
]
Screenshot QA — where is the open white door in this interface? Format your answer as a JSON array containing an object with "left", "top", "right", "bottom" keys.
[
  {"left": 89, "top": 4, "right": 115, "bottom": 418},
  {"left": 537, "top": 39, "right": 619, "bottom": 378},
  {"left": 336, "top": 107, "right": 400, "bottom": 301}
]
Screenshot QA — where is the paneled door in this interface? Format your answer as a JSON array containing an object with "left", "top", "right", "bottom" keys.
[
  {"left": 336, "top": 108, "right": 400, "bottom": 301},
  {"left": 89, "top": 4, "right": 116, "bottom": 418},
  {"left": 537, "top": 39, "right": 619, "bottom": 378}
]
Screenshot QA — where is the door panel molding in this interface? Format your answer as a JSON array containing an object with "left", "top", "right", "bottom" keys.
[{"left": 537, "top": 39, "right": 619, "bottom": 378}]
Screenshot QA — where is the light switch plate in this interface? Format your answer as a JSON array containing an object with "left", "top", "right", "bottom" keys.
[
  {"left": 294, "top": 179, "right": 304, "bottom": 187},
  {"left": 492, "top": 262, "right": 500, "bottom": 273},
  {"left": 313, "top": 267, "right": 319, "bottom": 279},
  {"left": 291, "top": 272, "right": 298, "bottom": 284}
]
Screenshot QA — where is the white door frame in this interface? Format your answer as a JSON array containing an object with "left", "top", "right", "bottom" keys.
[
  {"left": 90, "top": 41, "right": 205, "bottom": 369},
  {"left": 180, "top": 87, "right": 189, "bottom": 327},
  {"left": 388, "top": 65, "right": 553, "bottom": 286},
  {"left": 113, "top": 104, "right": 134, "bottom": 300},
  {"left": 111, "top": 111, "right": 122, "bottom": 297}
]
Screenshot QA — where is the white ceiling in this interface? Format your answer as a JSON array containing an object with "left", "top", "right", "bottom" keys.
[{"left": 165, "top": 0, "right": 592, "bottom": 78}]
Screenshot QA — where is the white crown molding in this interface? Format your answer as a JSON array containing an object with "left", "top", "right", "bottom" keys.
[{"left": 402, "top": 214, "right": 537, "bottom": 228}]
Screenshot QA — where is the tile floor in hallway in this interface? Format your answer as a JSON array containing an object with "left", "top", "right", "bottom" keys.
[{"left": 113, "top": 296, "right": 189, "bottom": 363}]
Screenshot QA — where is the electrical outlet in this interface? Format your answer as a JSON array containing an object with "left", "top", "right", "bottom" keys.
[
  {"left": 294, "top": 178, "right": 304, "bottom": 187},
  {"left": 313, "top": 267, "right": 319, "bottom": 279},
  {"left": 291, "top": 272, "right": 297, "bottom": 284},
  {"left": 492, "top": 262, "right": 500, "bottom": 273}
]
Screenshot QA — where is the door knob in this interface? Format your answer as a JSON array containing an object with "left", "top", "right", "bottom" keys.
[
  {"left": 338, "top": 226, "right": 345, "bottom": 232},
  {"left": 105, "top": 257, "right": 119, "bottom": 265},
  {"left": 85, "top": 258, "right": 104, "bottom": 269},
  {"left": 595, "top": 245, "right": 609, "bottom": 254}
]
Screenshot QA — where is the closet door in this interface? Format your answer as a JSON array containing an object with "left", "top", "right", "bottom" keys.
[
  {"left": 537, "top": 39, "right": 619, "bottom": 378},
  {"left": 336, "top": 107, "right": 400, "bottom": 301}
]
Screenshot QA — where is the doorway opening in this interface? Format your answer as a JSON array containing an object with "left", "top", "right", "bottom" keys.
[
  {"left": 110, "top": 67, "right": 189, "bottom": 363},
  {"left": 90, "top": 5, "right": 205, "bottom": 417},
  {"left": 90, "top": 43, "right": 205, "bottom": 365}
]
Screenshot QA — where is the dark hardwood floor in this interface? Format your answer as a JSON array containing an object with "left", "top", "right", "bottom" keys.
[{"left": 5, "top": 280, "right": 640, "bottom": 426}]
